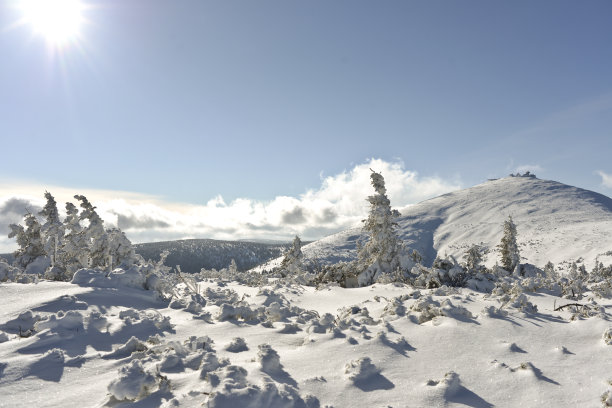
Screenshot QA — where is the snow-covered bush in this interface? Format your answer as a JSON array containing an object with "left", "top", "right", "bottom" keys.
[
  {"left": 604, "top": 328, "right": 612, "bottom": 346},
  {"left": 107, "top": 360, "right": 162, "bottom": 402},
  {"left": 344, "top": 357, "right": 380, "bottom": 383},
  {"left": 336, "top": 305, "right": 378, "bottom": 328},
  {"left": 507, "top": 293, "right": 538, "bottom": 314},
  {"left": 381, "top": 295, "right": 409, "bottom": 319},
  {"left": 412, "top": 265, "right": 442, "bottom": 289},
  {"left": 592, "top": 279, "right": 612, "bottom": 299},
  {"left": 225, "top": 337, "right": 249, "bottom": 353},
  {"left": 409, "top": 296, "right": 474, "bottom": 323},
  {"left": 314, "top": 261, "right": 359, "bottom": 288},
  {"left": 560, "top": 262, "right": 588, "bottom": 299},
  {"left": 0, "top": 258, "right": 21, "bottom": 282},
  {"left": 603, "top": 380, "right": 612, "bottom": 407}
]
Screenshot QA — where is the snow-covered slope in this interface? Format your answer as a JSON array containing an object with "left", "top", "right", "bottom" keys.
[
  {"left": 276, "top": 176, "right": 612, "bottom": 271},
  {"left": 1, "top": 280, "right": 611, "bottom": 407}
]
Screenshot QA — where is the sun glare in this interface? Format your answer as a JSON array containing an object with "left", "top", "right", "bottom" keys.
[{"left": 18, "top": 0, "right": 85, "bottom": 46}]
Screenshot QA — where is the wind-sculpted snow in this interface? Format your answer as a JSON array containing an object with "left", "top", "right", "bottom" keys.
[{"left": 0, "top": 271, "right": 611, "bottom": 407}]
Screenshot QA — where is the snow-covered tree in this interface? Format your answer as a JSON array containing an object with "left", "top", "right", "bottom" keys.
[
  {"left": 280, "top": 235, "right": 304, "bottom": 276},
  {"left": 543, "top": 261, "right": 559, "bottom": 281},
  {"left": 229, "top": 259, "right": 239, "bottom": 274},
  {"left": 357, "top": 170, "right": 403, "bottom": 285},
  {"left": 75, "top": 195, "right": 109, "bottom": 269},
  {"left": 463, "top": 245, "right": 485, "bottom": 272},
  {"left": 497, "top": 215, "right": 520, "bottom": 272},
  {"left": 106, "top": 228, "right": 136, "bottom": 270},
  {"left": 61, "top": 201, "right": 89, "bottom": 273},
  {"left": 39, "top": 191, "right": 65, "bottom": 267},
  {"left": 8, "top": 212, "right": 46, "bottom": 269}
]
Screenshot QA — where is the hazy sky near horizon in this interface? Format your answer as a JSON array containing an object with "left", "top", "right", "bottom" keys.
[{"left": 1, "top": 1, "right": 612, "bottom": 250}]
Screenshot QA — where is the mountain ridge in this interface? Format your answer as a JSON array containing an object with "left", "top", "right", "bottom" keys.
[{"left": 267, "top": 176, "right": 612, "bottom": 271}]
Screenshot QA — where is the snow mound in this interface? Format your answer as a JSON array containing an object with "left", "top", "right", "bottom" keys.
[
  {"left": 258, "top": 344, "right": 283, "bottom": 375},
  {"left": 481, "top": 305, "right": 509, "bottom": 318},
  {"left": 0, "top": 310, "right": 43, "bottom": 336},
  {"left": 344, "top": 357, "right": 380, "bottom": 383},
  {"left": 36, "top": 310, "right": 85, "bottom": 336},
  {"left": 426, "top": 371, "right": 462, "bottom": 397},
  {"left": 107, "top": 360, "right": 160, "bottom": 401},
  {"left": 72, "top": 267, "right": 146, "bottom": 290},
  {"left": 225, "top": 337, "right": 249, "bottom": 352},
  {"left": 103, "top": 336, "right": 148, "bottom": 359},
  {"left": 169, "top": 293, "right": 206, "bottom": 313},
  {"left": 410, "top": 296, "right": 474, "bottom": 323},
  {"left": 0, "top": 260, "right": 21, "bottom": 282},
  {"left": 206, "top": 365, "right": 318, "bottom": 408}
]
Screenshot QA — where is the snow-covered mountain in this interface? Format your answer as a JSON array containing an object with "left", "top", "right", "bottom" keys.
[{"left": 266, "top": 176, "right": 612, "bottom": 271}]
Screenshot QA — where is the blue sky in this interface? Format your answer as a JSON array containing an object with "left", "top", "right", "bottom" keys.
[{"left": 1, "top": 1, "right": 611, "bottom": 250}]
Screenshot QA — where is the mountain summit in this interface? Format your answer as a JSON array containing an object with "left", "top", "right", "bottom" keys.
[{"left": 297, "top": 176, "right": 612, "bottom": 271}]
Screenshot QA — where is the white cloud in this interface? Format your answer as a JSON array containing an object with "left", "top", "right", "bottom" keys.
[
  {"left": 597, "top": 170, "right": 612, "bottom": 189},
  {"left": 0, "top": 159, "right": 461, "bottom": 253}
]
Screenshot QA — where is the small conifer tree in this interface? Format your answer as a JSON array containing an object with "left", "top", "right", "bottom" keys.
[
  {"left": 39, "top": 191, "right": 65, "bottom": 267},
  {"left": 280, "top": 235, "right": 304, "bottom": 275},
  {"left": 463, "top": 245, "right": 484, "bottom": 272},
  {"left": 497, "top": 215, "right": 520, "bottom": 272},
  {"left": 357, "top": 170, "right": 402, "bottom": 285}
]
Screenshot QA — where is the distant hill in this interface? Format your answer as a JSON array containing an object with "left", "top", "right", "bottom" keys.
[
  {"left": 133, "top": 238, "right": 294, "bottom": 273},
  {"left": 257, "top": 176, "right": 612, "bottom": 271}
]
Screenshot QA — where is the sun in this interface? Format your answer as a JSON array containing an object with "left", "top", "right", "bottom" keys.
[{"left": 18, "top": 0, "right": 85, "bottom": 47}]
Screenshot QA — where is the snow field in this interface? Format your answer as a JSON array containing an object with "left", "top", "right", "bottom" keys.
[{"left": 0, "top": 277, "right": 610, "bottom": 407}]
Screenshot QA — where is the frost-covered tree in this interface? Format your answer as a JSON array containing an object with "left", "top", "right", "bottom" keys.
[
  {"left": 280, "top": 235, "right": 304, "bottom": 275},
  {"left": 75, "top": 195, "right": 109, "bottom": 269},
  {"left": 543, "top": 261, "right": 559, "bottom": 281},
  {"left": 39, "top": 191, "right": 65, "bottom": 267},
  {"left": 497, "top": 215, "right": 520, "bottom": 272},
  {"left": 229, "top": 259, "right": 239, "bottom": 274},
  {"left": 8, "top": 212, "right": 46, "bottom": 269},
  {"left": 357, "top": 170, "right": 403, "bottom": 285},
  {"left": 463, "top": 245, "right": 485, "bottom": 272},
  {"left": 106, "top": 228, "right": 136, "bottom": 270},
  {"left": 61, "top": 201, "right": 89, "bottom": 273}
]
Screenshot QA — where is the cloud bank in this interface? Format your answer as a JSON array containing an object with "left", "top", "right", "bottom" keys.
[{"left": 0, "top": 159, "right": 461, "bottom": 253}]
